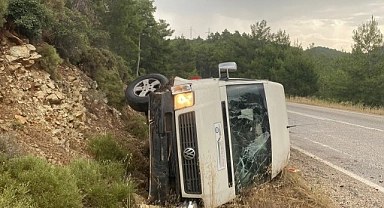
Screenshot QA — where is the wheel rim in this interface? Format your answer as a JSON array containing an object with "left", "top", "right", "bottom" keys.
[{"left": 133, "top": 78, "right": 162, "bottom": 97}]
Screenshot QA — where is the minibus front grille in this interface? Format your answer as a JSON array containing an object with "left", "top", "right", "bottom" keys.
[{"left": 179, "top": 112, "right": 202, "bottom": 194}]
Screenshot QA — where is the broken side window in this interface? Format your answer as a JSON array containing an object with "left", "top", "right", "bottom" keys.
[{"left": 226, "top": 84, "right": 271, "bottom": 193}]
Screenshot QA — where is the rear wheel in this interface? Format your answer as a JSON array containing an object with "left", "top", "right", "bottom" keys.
[{"left": 125, "top": 74, "right": 168, "bottom": 112}]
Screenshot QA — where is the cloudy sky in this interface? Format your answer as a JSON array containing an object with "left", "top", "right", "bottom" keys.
[{"left": 153, "top": 0, "right": 384, "bottom": 51}]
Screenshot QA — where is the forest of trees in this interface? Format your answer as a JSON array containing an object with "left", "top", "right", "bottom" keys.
[{"left": 1, "top": 0, "right": 383, "bottom": 108}]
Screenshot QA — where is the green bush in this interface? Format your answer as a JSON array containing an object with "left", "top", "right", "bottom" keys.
[
  {"left": 80, "top": 47, "right": 130, "bottom": 109},
  {"left": 94, "top": 68, "right": 126, "bottom": 109},
  {"left": 70, "top": 159, "right": 135, "bottom": 208},
  {"left": 36, "top": 43, "right": 62, "bottom": 80},
  {"left": 7, "top": 0, "right": 49, "bottom": 41},
  {"left": 87, "top": 133, "right": 128, "bottom": 162},
  {"left": 0, "top": 0, "right": 8, "bottom": 27},
  {"left": 0, "top": 173, "right": 36, "bottom": 208},
  {"left": 47, "top": 7, "right": 90, "bottom": 64},
  {"left": 125, "top": 115, "right": 148, "bottom": 140},
  {"left": 0, "top": 156, "right": 82, "bottom": 208},
  {"left": 0, "top": 154, "right": 136, "bottom": 208}
]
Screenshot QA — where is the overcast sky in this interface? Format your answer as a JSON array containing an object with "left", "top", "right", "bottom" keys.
[{"left": 153, "top": 0, "right": 384, "bottom": 51}]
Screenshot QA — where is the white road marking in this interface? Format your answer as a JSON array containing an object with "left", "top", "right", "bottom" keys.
[
  {"left": 302, "top": 137, "right": 353, "bottom": 157},
  {"left": 287, "top": 102, "right": 384, "bottom": 119},
  {"left": 292, "top": 145, "right": 384, "bottom": 194},
  {"left": 288, "top": 110, "right": 384, "bottom": 132}
]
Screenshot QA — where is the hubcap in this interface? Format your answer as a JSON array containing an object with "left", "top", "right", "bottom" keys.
[{"left": 133, "top": 78, "right": 161, "bottom": 97}]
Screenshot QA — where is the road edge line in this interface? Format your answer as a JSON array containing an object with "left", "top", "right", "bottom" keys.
[{"left": 291, "top": 145, "right": 384, "bottom": 194}]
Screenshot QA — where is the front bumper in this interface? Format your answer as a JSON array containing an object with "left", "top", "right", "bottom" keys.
[{"left": 148, "top": 91, "right": 180, "bottom": 203}]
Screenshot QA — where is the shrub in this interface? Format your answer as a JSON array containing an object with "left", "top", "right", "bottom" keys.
[
  {"left": 80, "top": 47, "right": 130, "bottom": 109},
  {"left": 0, "top": 179, "right": 36, "bottom": 208},
  {"left": 11, "top": 120, "right": 23, "bottom": 130},
  {"left": 93, "top": 68, "right": 126, "bottom": 109},
  {"left": 36, "top": 43, "right": 62, "bottom": 80},
  {"left": 125, "top": 115, "right": 148, "bottom": 140},
  {"left": 0, "top": 0, "right": 8, "bottom": 27},
  {"left": 6, "top": 0, "right": 49, "bottom": 41},
  {"left": 87, "top": 133, "right": 128, "bottom": 162},
  {"left": 70, "top": 159, "right": 135, "bottom": 208},
  {"left": 47, "top": 7, "right": 89, "bottom": 64},
  {"left": 0, "top": 156, "right": 82, "bottom": 208}
]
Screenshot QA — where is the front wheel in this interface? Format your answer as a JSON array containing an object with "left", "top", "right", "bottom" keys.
[{"left": 125, "top": 74, "right": 169, "bottom": 112}]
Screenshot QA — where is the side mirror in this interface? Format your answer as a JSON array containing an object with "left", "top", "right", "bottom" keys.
[{"left": 218, "top": 62, "right": 237, "bottom": 78}]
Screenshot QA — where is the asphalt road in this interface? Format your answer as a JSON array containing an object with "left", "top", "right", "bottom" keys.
[{"left": 287, "top": 102, "right": 384, "bottom": 190}]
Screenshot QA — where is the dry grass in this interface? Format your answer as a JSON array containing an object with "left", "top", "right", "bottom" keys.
[
  {"left": 288, "top": 96, "right": 384, "bottom": 115},
  {"left": 222, "top": 168, "right": 336, "bottom": 208}
]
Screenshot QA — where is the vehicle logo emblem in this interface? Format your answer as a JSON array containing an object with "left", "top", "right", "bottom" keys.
[{"left": 183, "top": 147, "right": 195, "bottom": 160}]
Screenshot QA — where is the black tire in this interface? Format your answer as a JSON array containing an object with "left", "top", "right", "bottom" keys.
[{"left": 125, "top": 73, "right": 169, "bottom": 112}]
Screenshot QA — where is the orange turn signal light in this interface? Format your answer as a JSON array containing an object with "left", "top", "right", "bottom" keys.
[{"left": 174, "top": 92, "right": 194, "bottom": 110}]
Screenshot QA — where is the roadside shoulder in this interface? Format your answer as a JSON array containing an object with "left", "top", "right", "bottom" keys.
[{"left": 289, "top": 148, "right": 384, "bottom": 208}]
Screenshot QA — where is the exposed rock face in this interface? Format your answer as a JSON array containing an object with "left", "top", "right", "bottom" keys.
[
  {"left": 6, "top": 44, "right": 41, "bottom": 62},
  {"left": 0, "top": 41, "right": 128, "bottom": 164}
]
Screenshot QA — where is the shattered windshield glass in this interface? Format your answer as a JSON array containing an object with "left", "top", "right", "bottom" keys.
[{"left": 226, "top": 84, "right": 271, "bottom": 193}]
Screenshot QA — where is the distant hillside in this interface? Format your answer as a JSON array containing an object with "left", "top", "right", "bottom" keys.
[
  {"left": 304, "top": 46, "right": 347, "bottom": 74},
  {"left": 305, "top": 46, "right": 346, "bottom": 58}
]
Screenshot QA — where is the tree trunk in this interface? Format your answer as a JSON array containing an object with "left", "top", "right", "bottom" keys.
[{"left": 136, "top": 34, "right": 141, "bottom": 76}]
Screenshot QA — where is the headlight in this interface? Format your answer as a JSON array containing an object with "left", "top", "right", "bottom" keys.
[{"left": 174, "top": 92, "right": 194, "bottom": 110}]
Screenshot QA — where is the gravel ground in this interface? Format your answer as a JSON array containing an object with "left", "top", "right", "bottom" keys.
[{"left": 289, "top": 148, "right": 384, "bottom": 208}]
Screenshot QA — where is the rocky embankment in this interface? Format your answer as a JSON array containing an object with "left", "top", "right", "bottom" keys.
[{"left": 0, "top": 39, "right": 129, "bottom": 164}]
